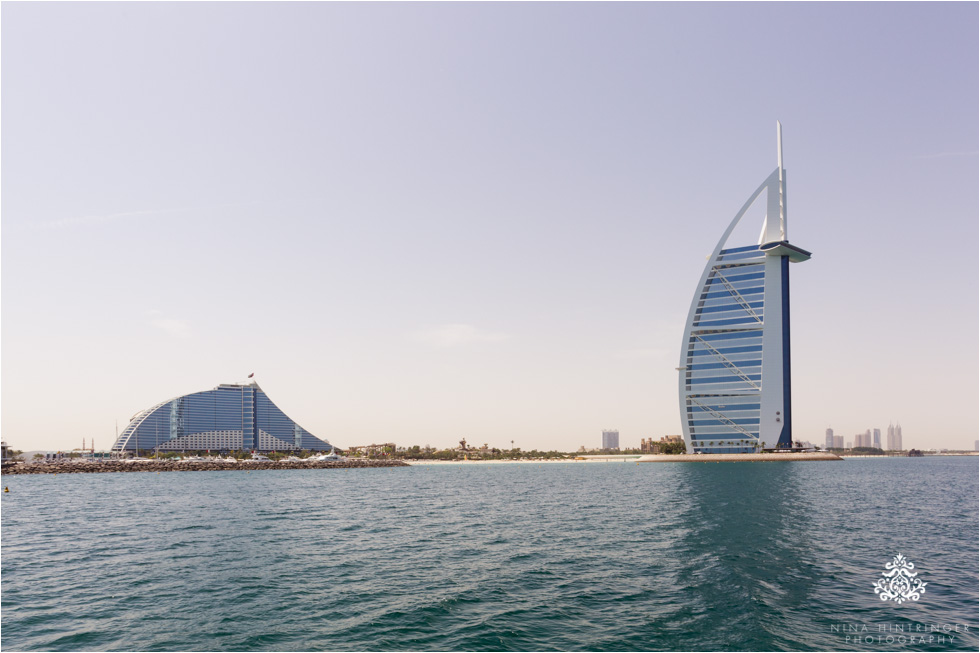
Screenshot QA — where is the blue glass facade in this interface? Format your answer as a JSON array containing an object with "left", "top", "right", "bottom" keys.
[
  {"left": 682, "top": 247, "right": 768, "bottom": 453},
  {"left": 110, "top": 383, "right": 332, "bottom": 452},
  {"left": 678, "top": 124, "right": 809, "bottom": 454}
]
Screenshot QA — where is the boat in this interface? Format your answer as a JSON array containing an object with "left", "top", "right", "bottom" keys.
[{"left": 310, "top": 448, "right": 346, "bottom": 462}]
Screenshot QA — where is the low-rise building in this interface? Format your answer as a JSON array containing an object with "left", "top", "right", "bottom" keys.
[
  {"left": 640, "top": 438, "right": 660, "bottom": 454},
  {"left": 346, "top": 443, "right": 396, "bottom": 457}
]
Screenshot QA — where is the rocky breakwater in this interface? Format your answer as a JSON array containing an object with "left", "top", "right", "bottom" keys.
[{"left": 1, "top": 459, "right": 409, "bottom": 475}]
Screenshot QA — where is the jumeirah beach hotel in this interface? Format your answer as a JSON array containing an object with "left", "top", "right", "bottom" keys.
[
  {"left": 678, "top": 122, "right": 810, "bottom": 454},
  {"left": 110, "top": 381, "right": 333, "bottom": 453}
]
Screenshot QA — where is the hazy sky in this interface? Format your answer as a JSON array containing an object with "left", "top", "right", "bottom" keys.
[{"left": 3, "top": 2, "right": 977, "bottom": 453}]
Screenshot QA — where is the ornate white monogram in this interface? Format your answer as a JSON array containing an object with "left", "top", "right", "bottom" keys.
[{"left": 874, "top": 554, "right": 926, "bottom": 604}]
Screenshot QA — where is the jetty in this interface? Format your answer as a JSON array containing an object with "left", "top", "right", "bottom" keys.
[
  {"left": 0, "top": 459, "right": 408, "bottom": 475},
  {"left": 637, "top": 452, "right": 842, "bottom": 463}
]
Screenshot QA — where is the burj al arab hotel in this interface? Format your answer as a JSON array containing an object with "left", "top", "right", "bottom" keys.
[{"left": 679, "top": 122, "right": 810, "bottom": 454}]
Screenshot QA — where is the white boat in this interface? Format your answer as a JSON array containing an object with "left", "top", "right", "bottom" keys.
[{"left": 311, "top": 448, "right": 346, "bottom": 462}]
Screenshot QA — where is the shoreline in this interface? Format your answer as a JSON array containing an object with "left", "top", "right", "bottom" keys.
[
  {"left": 636, "top": 452, "right": 842, "bottom": 463},
  {"left": 4, "top": 451, "right": 969, "bottom": 474},
  {"left": 405, "top": 458, "right": 639, "bottom": 465}
]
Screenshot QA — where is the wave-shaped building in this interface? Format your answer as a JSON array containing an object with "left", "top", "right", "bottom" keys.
[
  {"left": 678, "top": 123, "right": 810, "bottom": 454},
  {"left": 110, "top": 382, "right": 332, "bottom": 453}
]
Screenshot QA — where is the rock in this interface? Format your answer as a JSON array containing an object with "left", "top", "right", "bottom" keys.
[{"left": 0, "top": 459, "right": 409, "bottom": 475}]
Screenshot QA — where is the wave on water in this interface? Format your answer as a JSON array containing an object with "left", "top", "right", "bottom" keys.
[{"left": 2, "top": 458, "right": 977, "bottom": 651}]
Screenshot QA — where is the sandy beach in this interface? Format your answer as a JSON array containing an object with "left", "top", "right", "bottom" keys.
[{"left": 404, "top": 457, "right": 638, "bottom": 466}]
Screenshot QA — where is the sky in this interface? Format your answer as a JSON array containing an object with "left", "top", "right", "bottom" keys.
[{"left": 2, "top": 2, "right": 977, "bottom": 453}]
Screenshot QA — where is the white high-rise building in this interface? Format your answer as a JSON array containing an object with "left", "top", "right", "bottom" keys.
[
  {"left": 887, "top": 423, "right": 896, "bottom": 450},
  {"left": 894, "top": 423, "right": 903, "bottom": 450},
  {"left": 678, "top": 123, "right": 810, "bottom": 454},
  {"left": 873, "top": 428, "right": 881, "bottom": 449},
  {"left": 833, "top": 435, "right": 844, "bottom": 449},
  {"left": 601, "top": 430, "right": 620, "bottom": 450},
  {"left": 825, "top": 428, "right": 834, "bottom": 449}
]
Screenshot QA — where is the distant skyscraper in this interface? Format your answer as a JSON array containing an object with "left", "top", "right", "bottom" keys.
[
  {"left": 887, "top": 423, "right": 896, "bottom": 450},
  {"left": 854, "top": 429, "right": 872, "bottom": 448},
  {"left": 602, "top": 430, "right": 620, "bottom": 450},
  {"left": 894, "top": 423, "right": 903, "bottom": 450},
  {"left": 974, "top": 440, "right": 979, "bottom": 452},
  {"left": 833, "top": 435, "right": 843, "bottom": 449},
  {"left": 873, "top": 428, "right": 881, "bottom": 449},
  {"left": 825, "top": 428, "right": 834, "bottom": 449}
]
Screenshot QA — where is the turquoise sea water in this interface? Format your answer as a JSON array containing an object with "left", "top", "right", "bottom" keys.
[{"left": 2, "top": 457, "right": 978, "bottom": 652}]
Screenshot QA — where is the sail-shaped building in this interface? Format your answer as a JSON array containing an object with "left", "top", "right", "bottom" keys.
[
  {"left": 110, "top": 381, "right": 333, "bottom": 453},
  {"left": 678, "top": 123, "right": 810, "bottom": 454}
]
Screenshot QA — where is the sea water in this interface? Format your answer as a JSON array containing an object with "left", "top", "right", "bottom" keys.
[{"left": 2, "top": 457, "right": 977, "bottom": 651}]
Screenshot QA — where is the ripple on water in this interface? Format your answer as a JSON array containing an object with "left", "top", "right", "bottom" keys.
[{"left": 2, "top": 459, "right": 978, "bottom": 651}]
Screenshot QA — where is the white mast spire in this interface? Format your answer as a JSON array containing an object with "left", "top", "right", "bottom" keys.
[
  {"left": 777, "top": 120, "right": 786, "bottom": 240},
  {"left": 777, "top": 120, "right": 783, "bottom": 171},
  {"left": 761, "top": 120, "right": 787, "bottom": 245}
]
